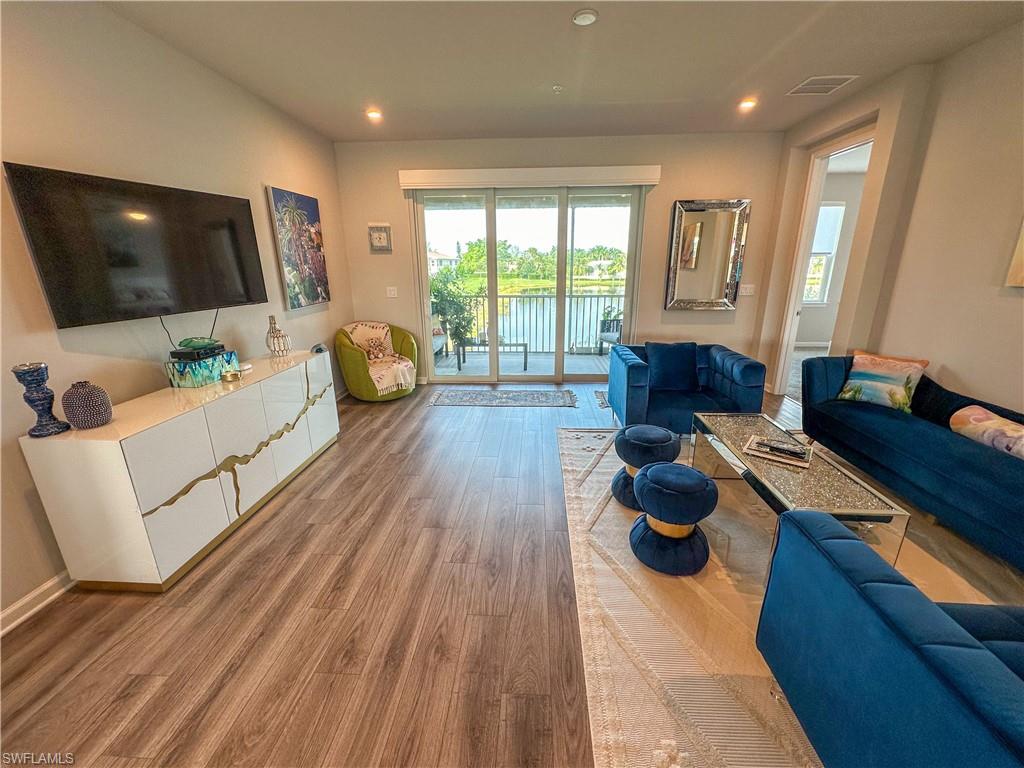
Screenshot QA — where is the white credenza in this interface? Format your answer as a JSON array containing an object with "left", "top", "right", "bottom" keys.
[{"left": 19, "top": 352, "right": 339, "bottom": 591}]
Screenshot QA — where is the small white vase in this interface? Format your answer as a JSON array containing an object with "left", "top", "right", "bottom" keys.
[{"left": 265, "top": 315, "right": 292, "bottom": 357}]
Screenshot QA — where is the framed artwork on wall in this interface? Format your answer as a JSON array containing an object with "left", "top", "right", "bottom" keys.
[
  {"left": 267, "top": 186, "right": 331, "bottom": 309},
  {"left": 368, "top": 223, "right": 393, "bottom": 253}
]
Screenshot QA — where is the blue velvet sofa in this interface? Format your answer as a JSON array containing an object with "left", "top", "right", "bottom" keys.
[
  {"left": 608, "top": 343, "right": 766, "bottom": 433},
  {"left": 802, "top": 356, "right": 1024, "bottom": 572},
  {"left": 758, "top": 511, "right": 1024, "bottom": 768}
]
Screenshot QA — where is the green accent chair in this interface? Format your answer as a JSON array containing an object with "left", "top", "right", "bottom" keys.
[{"left": 335, "top": 324, "right": 418, "bottom": 402}]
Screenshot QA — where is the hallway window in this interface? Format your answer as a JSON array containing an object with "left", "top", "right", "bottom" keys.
[{"left": 802, "top": 204, "right": 845, "bottom": 303}]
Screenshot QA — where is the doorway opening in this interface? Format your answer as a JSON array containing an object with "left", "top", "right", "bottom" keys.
[
  {"left": 415, "top": 186, "right": 641, "bottom": 382},
  {"left": 782, "top": 140, "right": 874, "bottom": 401}
]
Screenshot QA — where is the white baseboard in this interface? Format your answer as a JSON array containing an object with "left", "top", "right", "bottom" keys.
[
  {"left": 417, "top": 377, "right": 427, "bottom": 385},
  {"left": 793, "top": 342, "right": 831, "bottom": 350},
  {"left": 1, "top": 570, "right": 75, "bottom": 637}
]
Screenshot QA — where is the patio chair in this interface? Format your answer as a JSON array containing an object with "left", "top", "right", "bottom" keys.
[{"left": 598, "top": 318, "right": 622, "bottom": 355}]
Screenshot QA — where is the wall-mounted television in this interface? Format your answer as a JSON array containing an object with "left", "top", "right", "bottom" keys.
[{"left": 4, "top": 162, "right": 268, "bottom": 329}]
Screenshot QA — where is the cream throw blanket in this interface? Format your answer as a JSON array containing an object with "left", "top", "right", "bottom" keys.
[{"left": 343, "top": 321, "right": 416, "bottom": 396}]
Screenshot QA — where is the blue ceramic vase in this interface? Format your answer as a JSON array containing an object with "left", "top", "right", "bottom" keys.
[{"left": 11, "top": 362, "right": 71, "bottom": 438}]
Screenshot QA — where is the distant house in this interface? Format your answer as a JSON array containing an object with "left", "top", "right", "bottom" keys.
[{"left": 428, "top": 249, "right": 459, "bottom": 275}]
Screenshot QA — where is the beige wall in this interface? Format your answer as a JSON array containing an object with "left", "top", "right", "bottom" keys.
[
  {"left": 334, "top": 133, "right": 783, "bottom": 373},
  {"left": 754, "top": 65, "right": 935, "bottom": 391},
  {"left": 1, "top": 3, "right": 353, "bottom": 611},
  {"left": 877, "top": 24, "right": 1024, "bottom": 409}
]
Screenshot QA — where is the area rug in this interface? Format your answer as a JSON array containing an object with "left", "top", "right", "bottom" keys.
[
  {"left": 558, "top": 428, "right": 821, "bottom": 768},
  {"left": 428, "top": 388, "right": 577, "bottom": 407},
  {"left": 594, "top": 390, "right": 610, "bottom": 409}
]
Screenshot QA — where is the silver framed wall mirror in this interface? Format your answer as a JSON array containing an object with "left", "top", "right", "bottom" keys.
[{"left": 665, "top": 199, "right": 751, "bottom": 310}]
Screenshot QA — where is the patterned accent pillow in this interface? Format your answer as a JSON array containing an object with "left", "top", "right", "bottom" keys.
[
  {"left": 950, "top": 405, "right": 1024, "bottom": 460},
  {"left": 837, "top": 353, "right": 926, "bottom": 413},
  {"left": 365, "top": 336, "right": 388, "bottom": 360}
]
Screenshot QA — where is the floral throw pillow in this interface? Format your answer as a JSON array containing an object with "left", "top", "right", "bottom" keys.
[
  {"left": 837, "top": 353, "right": 926, "bottom": 413},
  {"left": 950, "top": 405, "right": 1024, "bottom": 460}
]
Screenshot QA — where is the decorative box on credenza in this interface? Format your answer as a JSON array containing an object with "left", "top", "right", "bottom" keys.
[{"left": 18, "top": 351, "right": 340, "bottom": 591}]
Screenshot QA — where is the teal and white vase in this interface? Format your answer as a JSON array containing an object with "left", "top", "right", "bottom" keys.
[{"left": 62, "top": 381, "right": 113, "bottom": 430}]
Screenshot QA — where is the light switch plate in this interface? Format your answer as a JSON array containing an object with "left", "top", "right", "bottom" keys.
[
  {"left": 739, "top": 284, "right": 755, "bottom": 296},
  {"left": 386, "top": 286, "right": 398, "bottom": 298}
]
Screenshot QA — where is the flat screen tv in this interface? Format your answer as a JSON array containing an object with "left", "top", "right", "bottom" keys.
[{"left": 4, "top": 162, "right": 268, "bottom": 329}]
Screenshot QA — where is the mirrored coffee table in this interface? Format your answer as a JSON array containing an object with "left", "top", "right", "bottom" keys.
[{"left": 693, "top": 412, "right": 910, "bottom": 564}]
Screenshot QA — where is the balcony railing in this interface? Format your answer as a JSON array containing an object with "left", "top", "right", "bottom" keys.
[{"left": 454, "top": 294, "right": 625, "bottom": 354}]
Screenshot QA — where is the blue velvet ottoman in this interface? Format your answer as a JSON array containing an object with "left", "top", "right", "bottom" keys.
[
  {"left": 630, "top": 462, "right": 718, "bottom": 575},
  {"left": 611, "top": 425, "right": 682, "bottom": 510}
]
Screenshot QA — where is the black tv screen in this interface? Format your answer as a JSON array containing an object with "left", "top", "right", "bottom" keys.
[{"left": 4, "top": 162, "right": 268, "bottom": 329}]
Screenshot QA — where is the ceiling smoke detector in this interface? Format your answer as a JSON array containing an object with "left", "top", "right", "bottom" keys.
[
  {"left": 787, "top": 75, "right": 859, "bottom": 96},
  {"left": 572, "top": 8, "right": 599, "bottom": 26}
]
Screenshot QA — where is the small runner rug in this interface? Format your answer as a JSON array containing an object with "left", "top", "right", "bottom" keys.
[
  {"left": 428, "top": 388, "right": 577, "bottom": 407},
  {"left": 594, "top": 390, "right": 611, "bottom": 409}
]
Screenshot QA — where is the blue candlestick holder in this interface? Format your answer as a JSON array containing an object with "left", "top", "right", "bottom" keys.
[{"left": 11, "top": 362, "right": 71, "bottom": 438}]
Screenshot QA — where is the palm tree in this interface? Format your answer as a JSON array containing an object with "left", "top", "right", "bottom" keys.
[{"left": 276, "top": 195, "right": 310, "bottom": 279}]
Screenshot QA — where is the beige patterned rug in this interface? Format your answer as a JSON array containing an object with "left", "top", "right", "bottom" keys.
[
  {"left": 428, "top": 388, "right": 577, "bottom": 407},
  {"left": 558, "top": 428, "right": 821, "bottom": 768}
]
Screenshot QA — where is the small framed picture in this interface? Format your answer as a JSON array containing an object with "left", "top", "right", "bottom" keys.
[{"left": 368, "top": 223, "right": 392, "bottom": 253}]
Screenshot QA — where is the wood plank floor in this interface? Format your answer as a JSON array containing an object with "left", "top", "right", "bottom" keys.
[{"left": 0, "top": 383, "right": 795, "bottom": 768}]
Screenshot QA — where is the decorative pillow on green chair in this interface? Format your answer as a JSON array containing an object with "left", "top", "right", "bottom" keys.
[{"left": 838, "top": 353, "right": 926, "bottom": 413}]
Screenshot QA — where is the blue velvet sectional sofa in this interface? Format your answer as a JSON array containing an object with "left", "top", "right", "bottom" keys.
[
  {"left": 758, "top": 511, "right": 1024, "bottom": 768},
  {"left": 802, "top": 356, "right": 1024, "bottom": 572},
  {"left": 608, "top": 343, "right": 766, "bottom": 433}
]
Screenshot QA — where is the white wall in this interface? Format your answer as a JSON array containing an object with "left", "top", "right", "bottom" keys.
[
  {"left": 1, "top": 3, "right": 353, "bottom": 611},
  {"left": 335, "top": 134, "right": 783, "bottom": 373},
  {"left": 877, "top": 23, "right": 1024, "bottom": 409},
  {"left": 796, "top": 172, "right": 866, "bottom": 344}
]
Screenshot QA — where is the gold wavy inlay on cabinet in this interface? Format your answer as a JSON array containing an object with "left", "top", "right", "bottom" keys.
[{"left": 141, "top": 382, "right": 332, "bottom": 519}]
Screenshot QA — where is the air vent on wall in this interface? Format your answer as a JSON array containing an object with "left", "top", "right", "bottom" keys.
[{"left": 787, "top": 75, "right": 859, "bottom": 96}]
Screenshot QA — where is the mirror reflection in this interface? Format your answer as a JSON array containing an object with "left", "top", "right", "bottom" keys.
[{"left": 665, "top": 199, "right": 750, "bottom": 310}]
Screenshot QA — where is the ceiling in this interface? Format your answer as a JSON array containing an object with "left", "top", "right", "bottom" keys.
[{"left": 110, "top": 1, "right": 1022, "bottom": 143}]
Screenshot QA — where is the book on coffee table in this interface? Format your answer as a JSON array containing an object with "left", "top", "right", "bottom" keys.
[{"left": 741, "top": 435, "right": 813, "bottom": 468}]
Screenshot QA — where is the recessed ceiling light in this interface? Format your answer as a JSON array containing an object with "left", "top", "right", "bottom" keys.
[
  {"left": 365, "top": 108, "right": 383, "bottom": 121},
  {"left": 126, "top": 211, "right": 148, "bottom": 221},
  {"left": 738, "top": 97, "right": 758, "bottom": 112},
  {"left": 572, "top": 8, "right": 598, "bottom": 26},
  {"left": 552, "top": 84, "right": 564, "bottom": 95}
]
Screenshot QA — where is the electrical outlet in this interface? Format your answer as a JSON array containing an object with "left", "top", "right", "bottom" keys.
[
  {"left": 739, "top": 284, "right": 755, "bottom": 296},
  {"left": 386, "top": 286, "right": 398, "bottom": 298}
]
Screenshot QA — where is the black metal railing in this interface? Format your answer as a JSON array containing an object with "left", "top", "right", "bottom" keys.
[{"left": 454, "top": 294, "right": 625, "bottom": 354}]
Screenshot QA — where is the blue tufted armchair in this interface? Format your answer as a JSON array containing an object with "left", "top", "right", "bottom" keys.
[{"left": 607, "top": 342, "right": 766, "bottom": 433}]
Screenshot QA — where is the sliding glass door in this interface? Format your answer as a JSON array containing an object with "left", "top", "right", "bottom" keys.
[
  {"left": 422, "top": 192, "right": 490, "bottom": 378},
  {"left": 418, "top": 186, "right": 640, "bottom": 382},
  {"left": 565, "top": 191, "right": 635, "bottom": 376},
  {"left": 495, "top": 190, "right": 561, "bottom": 377}
]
